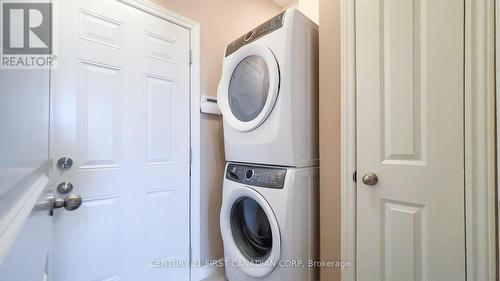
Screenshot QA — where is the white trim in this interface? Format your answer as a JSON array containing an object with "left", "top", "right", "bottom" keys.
[
  {"left": 495, "top": 0, "right": 500, "bottom": 278},
  {"left": 465, "top": 0, "right": 497, "bottom": 280},
  {"left": 117, "top": 0, "right": 198, "bottom": 29},
  {"left": 494, "top": 0, "right": 500, "bottom": 280},
  {"left": 198, "top": 258, "right": 225, "bottom": 281},
  {"left": 115, "top": 1, "right": 203, "bottom": 280},
  {"left": 0, "top": 174, "right": 48, "bottom": 264},
  {"left": 340, "top": 0, "right": 356, "bottom": 280},
  {"left": 190, "top": 22, "right": 204, "bottom": 281}
]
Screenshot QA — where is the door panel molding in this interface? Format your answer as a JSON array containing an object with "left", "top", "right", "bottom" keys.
[
  {"left": 465, "top": 0, "right": 497, "bottom": 280},
  {"left": 76, "top": 59, "right": 122, "bottom": 170},
  {"left": 381, "top": 200, "right": 427, "bottom": 281},
  {"left": 380, "top": 0, "right": 425, "bottom": 164}
]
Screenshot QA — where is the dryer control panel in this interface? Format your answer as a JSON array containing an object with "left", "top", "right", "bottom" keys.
[
  {"left": 226, "top": 163, "right": 287, "bottom": 189},
  {"left": 225, "top": 11, "right": 285, "bottom": 57}
]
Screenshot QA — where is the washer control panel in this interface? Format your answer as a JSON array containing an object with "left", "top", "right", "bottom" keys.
[
  {"left": 225, "top": 11, "right": 285, "bottom": 57},
  {"left": 226, "top": 163, "right": 287, "bottom": 189}
]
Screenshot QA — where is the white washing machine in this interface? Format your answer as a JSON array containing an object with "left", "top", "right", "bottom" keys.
[
  {"left": 217, "top": 9, "right": 319, "bottom": 168},
  {"left": 220, "top": 163, "right": 319, "bottom": 281}
]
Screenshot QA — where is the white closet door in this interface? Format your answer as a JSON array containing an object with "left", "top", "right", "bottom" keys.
[
  {"left": 51, "top": 0, "right": 191, "bottom": 280},
  {"left": 355, "top": 0, "right": 465, "bottom": 280}
]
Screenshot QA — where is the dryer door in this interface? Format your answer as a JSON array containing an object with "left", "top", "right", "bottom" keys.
[
  {"left": 217, "top": 44, "right": 280, "bottom": 132},
  {"left": 220, "top": 184, "right": 281, "bottom": 277}
]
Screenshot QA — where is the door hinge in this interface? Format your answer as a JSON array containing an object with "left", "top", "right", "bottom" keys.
[
  {"left": 353, "top": 170, "right": 357, "bottom": 183},
  {"left": 189, "top": 50, "right": 192, "bottom": 65}
]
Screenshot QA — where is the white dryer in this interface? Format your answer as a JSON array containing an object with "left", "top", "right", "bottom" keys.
[
  {"left": 217, "top": 9, "right": 319, "bottom": 168},
  {"left": 220, "top": 163, "right": 319, "bottom": 281}
]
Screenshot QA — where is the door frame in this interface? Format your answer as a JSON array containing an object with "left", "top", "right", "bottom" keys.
[
  {"left": 339, "top": 0, "right": 356, "bottom": 280},
  {"left": 340, "top": 0, "right": 498, "bottom": 280},
  {"left": 50, "top": 0, "right": 202, "bottom": 280},
  {"left": 496, "top": 0, "right": 500, "bottom": 278},
  {"left": 465, "top": 0, "right": 497, "bottom": 280}
]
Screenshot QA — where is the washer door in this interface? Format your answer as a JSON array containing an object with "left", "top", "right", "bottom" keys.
[
  {"left": 217, "top": 44, "right": 280, "bottom": 132},
  {"left": 220, "top": 185, "right": 281, "bottom": 277}
]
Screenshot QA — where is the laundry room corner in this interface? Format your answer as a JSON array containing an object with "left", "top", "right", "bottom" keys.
[
  {"left": 1, "top": 0, "right": 497, "bottom": 280},
  {"left": 146, "top": 0, "right": 285, "bottom": 279}
]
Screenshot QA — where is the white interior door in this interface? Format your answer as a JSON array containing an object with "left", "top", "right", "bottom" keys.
[
  {"left": 50, "top": 0, "right": 191, "bottom": 280},
  {"left": 355, "top": 0, "right": 465, "bottom": 280}
]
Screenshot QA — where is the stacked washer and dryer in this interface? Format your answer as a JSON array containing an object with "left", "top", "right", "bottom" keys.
[{"left": 217, "top": 9, "right": 319, "bottom": 281}]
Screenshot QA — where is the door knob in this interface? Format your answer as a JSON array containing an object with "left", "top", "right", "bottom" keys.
[
  {"left": 49, "top": 194, "right": 82, "bottom": 216},
  {"left": 362, "top": 172, "right": 379, "bottom": 186},
  {"left": 62, "top": 194, "right": 83, "bottom": 211}
]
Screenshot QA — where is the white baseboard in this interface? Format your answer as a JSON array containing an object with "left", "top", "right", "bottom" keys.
[{"left": 196, "top": 259, "right": 225, "bottom": 281}]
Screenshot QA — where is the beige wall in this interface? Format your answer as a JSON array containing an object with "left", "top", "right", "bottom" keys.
[
  {"left": 298, "top": 0, "right": 319, "bottom": 24},
  {"left": 284, "top": 0, "right": 298, "bottom": 9},
  {"left": 150, "top": 0, "right": 282, "bottom": 263},
  {"left": 283, "top": 0, "right": 318, "bottom": 24},
  {"left": 319, "top": 0, "right": 341, "bottom": 280}
]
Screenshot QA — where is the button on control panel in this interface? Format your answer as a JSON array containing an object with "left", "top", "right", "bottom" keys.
[
  {"left": 226, "top": 163, "right": 287, "bottom": 189},
  {"left": 225, "top": 11, "right": 285, "bottom": 57}
]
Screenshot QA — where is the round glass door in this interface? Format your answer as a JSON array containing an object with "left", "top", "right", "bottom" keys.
[
  {"left": 228, "top": 56, "right": 270, "bottom": 122},
  {"left": 230, "top": 197, "right": 273, "bottom": 262},
  {"left": 217, "top": 44, "right": 280, "bottom": 132}
]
